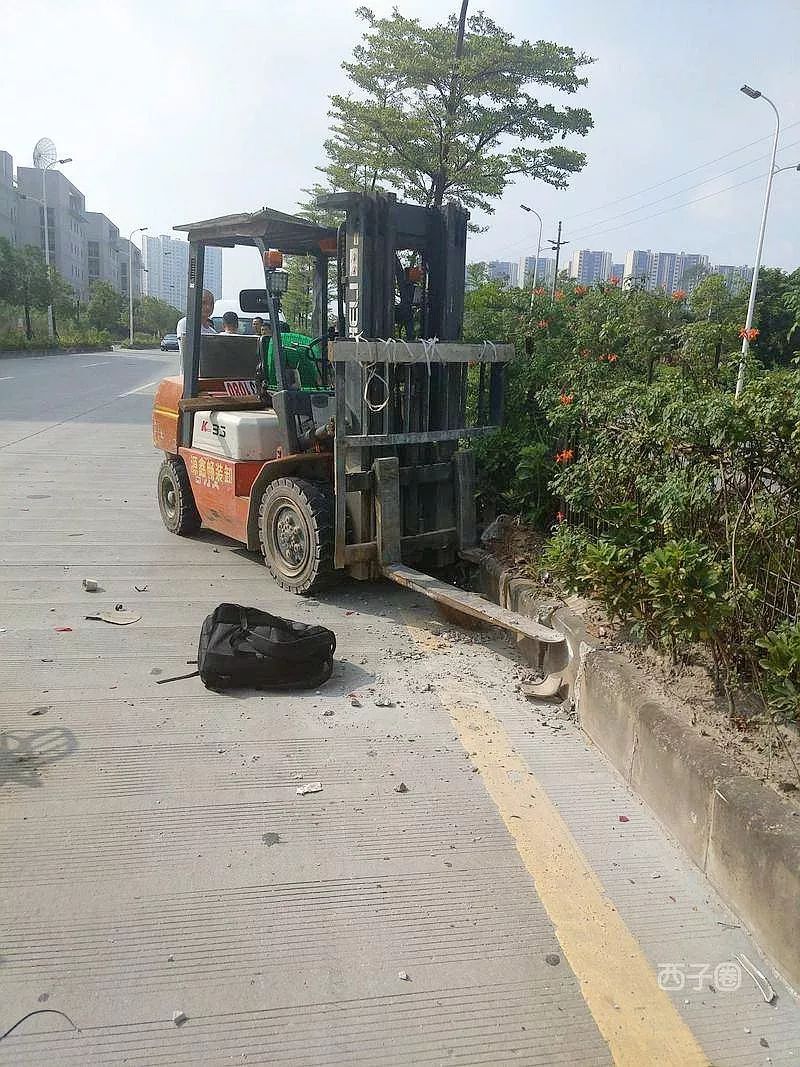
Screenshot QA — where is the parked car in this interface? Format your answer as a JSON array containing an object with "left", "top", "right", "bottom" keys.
[{"left": 160, "top": 333, "right": 179, "bottom": 352}]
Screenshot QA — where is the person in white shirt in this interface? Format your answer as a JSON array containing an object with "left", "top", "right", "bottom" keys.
[{"left": 176, "top": 289, "right": 216, "bottom": 355}]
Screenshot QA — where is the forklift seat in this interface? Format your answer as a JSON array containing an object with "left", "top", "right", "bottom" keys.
[{"left": 198, "top": 334, "right": 260, "bottom": 380}]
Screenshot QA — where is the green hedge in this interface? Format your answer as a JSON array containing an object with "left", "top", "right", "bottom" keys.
[{"left": 464, "top": 276, "right": 800, "bottom": 723}]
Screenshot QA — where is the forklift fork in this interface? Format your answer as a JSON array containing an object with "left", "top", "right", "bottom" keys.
[{"left": 372, "top": 456, "right": 568, "bottom": 687}]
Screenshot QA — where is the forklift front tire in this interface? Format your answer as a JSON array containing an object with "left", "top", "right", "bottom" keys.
[
  {"left": 157, "top": 457, "right": 201, "bottom": 536},
  {"left": 259, "top": 477, "right": 333, "bottom": 595}
]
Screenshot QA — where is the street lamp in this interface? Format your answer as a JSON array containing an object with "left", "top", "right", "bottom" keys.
[
  {"left": 42, "top": 157, "right": 72, "bottom": 341},
  {"left": 735, "top": 86, "right": 800, "bottom": 397},
  {"left": 520, "top": 204, "right": 543, "bottom": 311},
  {"left": 128, "top": 226, "right": 148, "bottom": 344}
]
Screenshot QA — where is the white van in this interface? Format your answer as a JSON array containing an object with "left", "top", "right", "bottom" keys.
[{"left": 211, "top": 298, "right": 288, "bottom": 335}]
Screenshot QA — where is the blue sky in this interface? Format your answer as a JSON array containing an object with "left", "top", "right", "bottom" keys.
[{"left": 2, "top": 0, "right": 798, "bottom": 297}]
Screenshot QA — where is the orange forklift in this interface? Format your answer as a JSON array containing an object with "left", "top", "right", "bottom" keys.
[{"left": 152, "top": 192, "right": 566, "bottom": 673}]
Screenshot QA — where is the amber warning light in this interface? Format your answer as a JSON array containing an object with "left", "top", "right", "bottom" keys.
[{"left": 264, "top": 249, "right": 283, "bottom": 268}]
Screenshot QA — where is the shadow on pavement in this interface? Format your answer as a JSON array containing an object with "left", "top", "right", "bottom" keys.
[{"left": 0, "top": 726, "right": 78, "bottom": 790}]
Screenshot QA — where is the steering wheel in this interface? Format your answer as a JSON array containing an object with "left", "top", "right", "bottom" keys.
[
  {"left": 299, "top": 336, "right": 330, "bottom": 387},
  {"left": 301, "top": 336, "right": 327, "bottom": 362}
]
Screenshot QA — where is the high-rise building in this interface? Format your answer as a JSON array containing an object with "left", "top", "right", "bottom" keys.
[
  {"left": 118, "top": 238, "right": 143, "bottom": 302},
  {"left": 85, "top": 212, "right": 121, "bottom": 292},
  {"left": 204, "top": 246, "right": 223, "bottom": 300},
  {"left": 568, "top": 249, "right": 613, "bottom": 286},
  {"left": 649, "top": 251, "right": 678, "bottom": 292},
  {"left": 675, "top": 253, "right": 710, "bottom": 293},
  {"left": 486, "top": 260, "right": 519, "bottom": 287},
  {"left": 518, "top": 254, "right": 556, "bottom": 290},
  {"left": 142, "top": 235, "right": 222, "bottom": 311},
  {"left": 17, "top": 164, "right": 89, "bottom": 300},
  {"left": 648, "top": 251, "right": 710, "bottom": 294},
  {"left": 713, "top": 264, "right": 752, "bottom": 292},
  {"left": 623, "top": 250, "right": 652, "bottom": 288},
  {"left": 142, "top": 234, "right": 189, "bottom": 311},
  {"left": 611, "top": 263, "right": 625, "bottom": 282},
  {"left": 0, "top": 148, "right": 150, "bottom": 304},
  {"left": 0, "top": 151, "right": 21, "bottom": 247},
  {"left": 623, "top": 249, "right": 711, "bottom": 294}
]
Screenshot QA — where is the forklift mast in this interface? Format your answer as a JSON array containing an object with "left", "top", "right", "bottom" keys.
[{"left": 319, "top": 191, "right": 469, "bottom": 343}]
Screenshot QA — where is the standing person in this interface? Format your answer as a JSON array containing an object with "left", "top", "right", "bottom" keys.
[
  {"left": 220, "top": 311, "right": 240, "bottom": 335},
  {"left": 251, "top": 316, "right": 265, "bottom": 335},
  {"left": 176, "top": 289, "right": 216, "bottom": 356}
]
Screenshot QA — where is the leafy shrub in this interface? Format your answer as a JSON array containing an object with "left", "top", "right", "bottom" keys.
[
  {"left": 464, "top": 272, "right": 800, "bottom": 702},
  {"left": 541, "top": 523, "right": 591, "bottom": 591},
  {"left": 640, "top": 539, "right": 729, "bottom": 660},
  {"left": 118, "top": 332, "right": 161, "bottom": 349},
  {"left": 578, "top": 539, "right": 644, "bottom": 622},
  {"left": 57, "top": 326, "right": 111, "bottom": 349},
  {"left": 0, "top": 331, "right": 53, "bottom": 351},
  {"left": 512, "top": 443, "right": 555, "bottom": 524},
  {"left": 756, "top": 623, "right": 800, "bottom": 725}
]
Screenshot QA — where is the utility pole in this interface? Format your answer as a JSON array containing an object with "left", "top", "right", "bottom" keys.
[
  {"left": 42, "top": 157, "right": 72, "bottom": 340},
  {"left": 431, "top": 0, "right": 469, "bottom": 208},
  {"left": 128, "top": 226, "right": 148, "bottom": 344},
  {"left": 735, "top": 85, "right": 800, "bottom": 397},
  {"left": 519, "top": 204, "right": 542, "bottom": 311},
  {"left": 548, "top": 221, "right": 568, "bottom": 301}
]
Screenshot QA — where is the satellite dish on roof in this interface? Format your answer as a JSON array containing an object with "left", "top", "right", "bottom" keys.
[{"left": 33, "top": 137, "right": 57, "bottom": 169}]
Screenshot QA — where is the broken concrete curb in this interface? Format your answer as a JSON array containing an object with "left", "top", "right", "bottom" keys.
[{"left": 471, "top": 551, "right": 800, "bottom": 990}]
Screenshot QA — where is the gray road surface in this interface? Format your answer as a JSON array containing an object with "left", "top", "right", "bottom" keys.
[{"left": 0, "top": 348, "right": 798, "bottom": 1065}]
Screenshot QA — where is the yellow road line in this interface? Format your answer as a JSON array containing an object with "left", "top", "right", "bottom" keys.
[{"left": 405, "top": 618, "right": 709, "bottom": 1066}]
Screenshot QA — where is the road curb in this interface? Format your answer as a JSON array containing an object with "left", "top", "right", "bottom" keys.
[{"left": 472, "top": 553, "right": 800, "bottom": 990}]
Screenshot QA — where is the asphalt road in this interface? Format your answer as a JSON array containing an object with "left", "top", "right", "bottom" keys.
[{"left": 0, "top": 348, "right": 798, "bottom": 1065}]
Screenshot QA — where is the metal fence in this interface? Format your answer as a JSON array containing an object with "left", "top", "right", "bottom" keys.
[{"left": 563, "top": 464, "right": 800, "bottom": 636}]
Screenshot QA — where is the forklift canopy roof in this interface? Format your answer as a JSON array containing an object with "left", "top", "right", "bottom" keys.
[{"left": 173, "top": 207, "right": 338, "bottom": 253}]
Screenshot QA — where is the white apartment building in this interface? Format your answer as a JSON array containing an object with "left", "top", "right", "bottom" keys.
[
  {"left": 486, "top": 260, "right": 519, "bottom": 287},
  {"left": 518, "top": 254, "right": 556, "bottom": 289},
  {"left": 142, "top": 234, "right": 189, "bottom": 312},
  {"left": 204, "top": 245, "right": 223, "bottom": 301},
  {"left": 623, "top": 250, "right": 710, "bottom": 294},
  {"left": 142, "top": 236, "right": 222, "bottom": 312},
  {"left": 568, "top": 249, "right": 613, "bottom": 285}
]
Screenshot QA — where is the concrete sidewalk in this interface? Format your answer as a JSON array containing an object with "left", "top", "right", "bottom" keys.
[{"left": 0, "top": 350, "right": 798, "bottom": 1065}]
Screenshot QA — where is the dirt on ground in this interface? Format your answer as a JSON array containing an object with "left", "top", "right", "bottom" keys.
[{"left": 484, "top": 516, "right": 800, "bottom": 798}]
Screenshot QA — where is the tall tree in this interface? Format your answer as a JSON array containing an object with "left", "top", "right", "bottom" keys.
[
  {"left": 0, "top": 237, "right": 16, "bottom": 305},
  {"left": 296, "top": 184, "right": 346, "bottom": 228},
  {"left": 320, "top": 6, "right": 593, "bottom": 214},
  {"left": 689, "top": 274, "right": 746, "bottom": 323},
  {"left": 134, "top": 295, "right": 182, "bottom": 337},
  {"left": 0, "top": 241, "right": 52, "bottom": 339},
  {"left": 282, "top": 257, "right": 315, "bottom": 334},
  {"left": 87, "top": 280, "right": 126, "bottom": 333},
  {"left": 465, "top": 262, "right": 489, "bottom": 289},
  {"left": 286, "top": 186, "right": 341, "bottom": 332},
  {"left": 16, "top": 247, "right": 52, "bottom": 339},
  {"left": 752, "top": 268, "right": 800, "bottom": 366}
]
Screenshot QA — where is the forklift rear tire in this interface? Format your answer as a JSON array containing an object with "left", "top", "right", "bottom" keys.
[
  {"left": 258, "top": 478, "right": 333, "bottom": 595},
  {"left": 157, "top": 457, "right": 201, "bottom": 536}
]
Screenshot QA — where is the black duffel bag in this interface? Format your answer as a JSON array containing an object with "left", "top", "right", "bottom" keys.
[{"left": 197, "top": 603, "right": 336, "bottom": 691}]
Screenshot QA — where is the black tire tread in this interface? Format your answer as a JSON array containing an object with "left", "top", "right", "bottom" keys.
[
  {"left": 157, "top": 457, "right": 201, "bottom": 536},
  {"left": 258, "top": 477, "right": 334, "bottom": 595}
]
